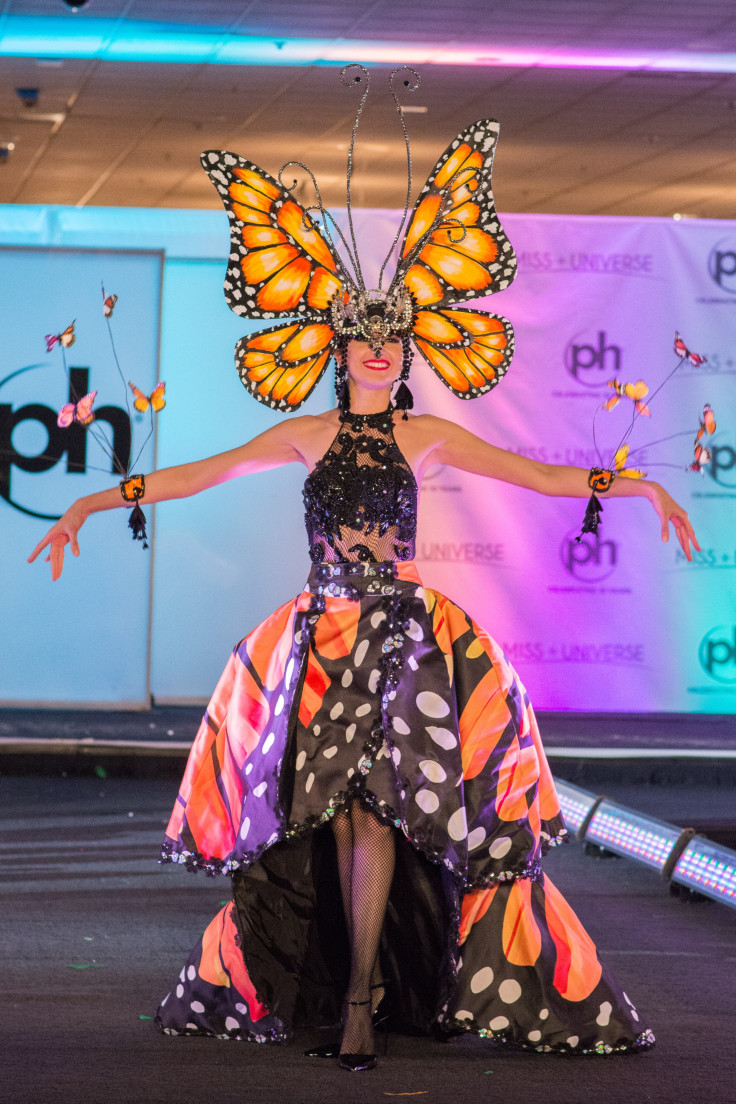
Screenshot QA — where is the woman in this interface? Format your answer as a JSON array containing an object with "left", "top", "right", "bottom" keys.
[{"left": 28, "top": 333, "right": 698, "bottom": 1070}]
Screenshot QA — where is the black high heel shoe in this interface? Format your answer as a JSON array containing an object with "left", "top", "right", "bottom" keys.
[
  {"left": 337, "top": 999, "right": 377, "bottom": 1072},
  {"left": 370, "top": 980, "right": 392, "bottom": 1033},
  {"left": 304, "top": 983, "right": 392, "bottom": 1059}
]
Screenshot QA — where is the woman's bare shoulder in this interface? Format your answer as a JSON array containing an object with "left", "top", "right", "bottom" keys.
[{"left": 400, "top": 412, "right": 463, "bottom": 442}]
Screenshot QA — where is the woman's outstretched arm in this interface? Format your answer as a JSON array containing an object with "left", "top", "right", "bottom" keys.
[
  {"left": 415, "top": 415, "right": 701, "bottom": 561},
  {"left": 28, "top": 417, "right": 312, "bottom": 579}
]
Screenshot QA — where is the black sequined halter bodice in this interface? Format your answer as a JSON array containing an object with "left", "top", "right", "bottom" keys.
[{"left": 303, "top": 407, "right": 418, "bottom": 564}]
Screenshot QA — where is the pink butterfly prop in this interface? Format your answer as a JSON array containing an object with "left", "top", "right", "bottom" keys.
[
  {"left": 674, "top": 332, "right": 707, "bottom": 367},
  {"left": 45, "top": 322, "right": 76, "bottom": 354},
  {"left": 57, "top": 391, "right": 97, "bottom": 428}
]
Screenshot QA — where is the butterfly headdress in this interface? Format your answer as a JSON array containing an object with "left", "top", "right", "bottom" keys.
[{"left": 202, "top": 64, "right": 517, "bottom": 411}]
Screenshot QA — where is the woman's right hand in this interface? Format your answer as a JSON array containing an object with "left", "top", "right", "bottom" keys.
[{"left": 27, "top": 501, "right": 88, "bottom": 581}]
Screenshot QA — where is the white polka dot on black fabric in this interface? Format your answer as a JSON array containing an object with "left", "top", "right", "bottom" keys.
[
  {"left": 416, "top": 691, "right": 450, "bottom": 718},
  {"left": 345, "top": 723, "right": 356, "bottom": 743},
  {"left": 368, "top": 669, "right": 380, "bottom": 693},
  {"left": 341, "top": 670, "right": 353, "bottom": 687},
  {"left": 355, "top": 703, "right": 372, "bottom": 717},
  {"left": 419, "top": 759, "right": 447, "bottom": 783},
  {"left": 295, "top": 750, "right": 306, "bottom": 770},
  {"left": 187, "top": 965, "right": 196, "bottom": 981},
  {"left": 448, "top": 808, "right": 468, "bottom": 841},
  {"left": 354, "top": 639, "right": 369, "bottom": 666},
  {"left": 190, "top": 1001, "right": 205, "bottom": 1013},
  {"left": 176, "top": 984, "right": 184, "bottom": 998},
  {"left": 323, "top": 746, "right": 338, "bottom": 758},
  {"left": 467, "top": 827, "right": 486, "bottom": 850},
  {"left": 392, "top": 717, "right": 410, "bottom": 735},
  {"left": 567, "top": 1035, "right": 579, "bottom": 1048},
  {"left": 596, "top": 1001, "right": 612, "bottom": 1027},
  {"left": 305, "top": 772, "right": 315, "bottom": 793},
  {"left": 235, "top": 1003, "right": 248, "bottom": 1015},
  {"left": 539, "top": 1008, "right": 549, "bottom": 1020},
  {"left": 489, "top": 836, "right": 512, "bottom": 859},
  {"left": 528, "top": 1029, "right": 542, "bottom": 1042},
  {"left": 498, "top": 979, "right": 522, "bottom": 1004},
  {"left": 490, "top": 1016, "right": 509, "bottom": 1031},
  {"left": 415, "top": 789, "right": 440, "bottom": 814},
  {"left": 370, "top": 611, "right": 386, "bottom": 628},
  {"left": 406, "top": 619, "right": 423, "bottom": 641},
  {"left": 225, "top": 1016, "right": 239, "bottom": 1031},
  {"left": 330, "top": 702, "right": 344, "bottom": 719},
  {"left": 426, "top": 725, "right": 457, "bottom": 749},
  {"left": 455, "top": 1009, "right": 473, "bottom": 1021},
  {"left": 469, "top": 966, "right": 494, "bottom": 993}
]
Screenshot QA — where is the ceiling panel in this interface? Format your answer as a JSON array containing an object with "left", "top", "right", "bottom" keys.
[{"left": 0, "top": 0, "right": 735, "bottom": 217}]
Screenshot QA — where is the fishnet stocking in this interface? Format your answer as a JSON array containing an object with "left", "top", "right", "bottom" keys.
[{"left": 332, "top": 800, "right": 395, "bottom": 1054}]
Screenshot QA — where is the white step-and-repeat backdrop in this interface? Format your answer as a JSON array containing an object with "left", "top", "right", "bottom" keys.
[{"left": 0, "top": 205, "right": 734, "bottom": 711}]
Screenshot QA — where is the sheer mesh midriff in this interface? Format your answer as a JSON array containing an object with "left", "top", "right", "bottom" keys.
[{"left": 303, "top": 407, "right": 418, "bottom": 564}]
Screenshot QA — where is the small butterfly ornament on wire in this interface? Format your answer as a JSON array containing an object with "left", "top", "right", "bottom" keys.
[
  {"left": 46, "top": 286, "right": 166, "bottom": 548},
  {"left": 579, "top": 331, "right": 712, "bottom": 539}
]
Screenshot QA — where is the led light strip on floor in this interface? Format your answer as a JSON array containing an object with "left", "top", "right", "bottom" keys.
[{"left": 554, "top": 779, "right": 736, "bottom": 909}]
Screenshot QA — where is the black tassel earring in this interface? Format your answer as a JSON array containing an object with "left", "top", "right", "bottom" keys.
[
  {"left": 394, "top": 336, "right": 414, "bottom": 420},
  {"left": 335, "top": 338, "right": 351, "bottom": 416}
]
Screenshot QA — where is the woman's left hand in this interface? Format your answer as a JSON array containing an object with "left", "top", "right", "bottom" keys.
[{"left": 649, "top": 484, "right": 701, "bottom": 561}]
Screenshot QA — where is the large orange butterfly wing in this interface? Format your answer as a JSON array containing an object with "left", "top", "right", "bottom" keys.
[
  {"left": 400, "top": 119, "right": 516, "bottom": 310},
  {"left": 236, "top": 320, "right": 334, "bottom": 412},
  {"left": 412, "top": 307, "right": 514, "bottom": 399},
  {"left": 201, "top": 151, "right": 344, "bottom": 320}
]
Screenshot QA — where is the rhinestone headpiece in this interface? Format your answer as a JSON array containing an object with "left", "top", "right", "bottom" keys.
[{"left": 330, "top": 286, "right": 414, "bottom": 353}]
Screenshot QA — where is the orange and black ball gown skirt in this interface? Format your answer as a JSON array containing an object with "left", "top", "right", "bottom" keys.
[
  {"left": 156, "top": 408, "right": 652, "bottom": 1053},
  {"left": 156, "top": 561, "right": 653, "bottom": 1054}
]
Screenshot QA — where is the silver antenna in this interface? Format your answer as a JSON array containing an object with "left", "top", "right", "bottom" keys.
[
  {"left": 341, "top": 63, "right": 371, "bottom": 291},
  {"left": 378, "top": 66, "right": 421, "bottom": 291}
]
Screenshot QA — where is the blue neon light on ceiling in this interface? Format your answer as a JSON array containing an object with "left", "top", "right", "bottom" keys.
[{"left": 1, "top": 15, "right": 736, "bottom": 73}]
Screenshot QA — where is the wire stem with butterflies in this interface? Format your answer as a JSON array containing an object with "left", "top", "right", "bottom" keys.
[
  {"left": 47, "top": 289, "right": 166, "bottom": 549},
  {"left": 580, "top": 330, "right": 713, "bottom": 539}
]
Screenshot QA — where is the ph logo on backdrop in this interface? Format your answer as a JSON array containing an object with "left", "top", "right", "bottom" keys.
[
  {"left": 707, "top": 442, "right": 736, "bottom": 489},
  {"left": 707, "top": 239, "right": 736, "bottom": 294},
  {"left": 560, "top": 530, "right": 619, "bottom": 583},
  {"left": 0, "top": 364, "right": 131, "bottom": 519},
  {"left": 564, "top": 331, "right": 622, "bottom": 386},
  {"left": 698, "top": 626, "right": 736, "bottom": 684}
]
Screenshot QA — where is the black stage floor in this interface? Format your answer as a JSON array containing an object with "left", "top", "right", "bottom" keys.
[{"left": 1, "top": 712, "right": 735, "bottom": 1104}]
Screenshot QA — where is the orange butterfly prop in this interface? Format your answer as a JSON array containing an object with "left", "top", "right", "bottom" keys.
[
  {"left": 103, "top": 292, "right": 118, "bottom": 318},
  {"left": 45, "top": 322, "right": 75, "bottom": 354},
  {"left": 613, "top": 444, "right": 646, "bottom": 480},
  {"left": 57, "top": 390, "right": 97, "bottom": 428},
  {"left": 129, "top": 381, "right": 166, "bottom": 413},
  {"left": 201, "top": 116, "right": 516, "bottom": 411},
  {"left": 602, "top": 378, "right": 651, "bottom": 417},
  {"left": 688, "top": 403, "right": 716, "bottom": 472}
]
